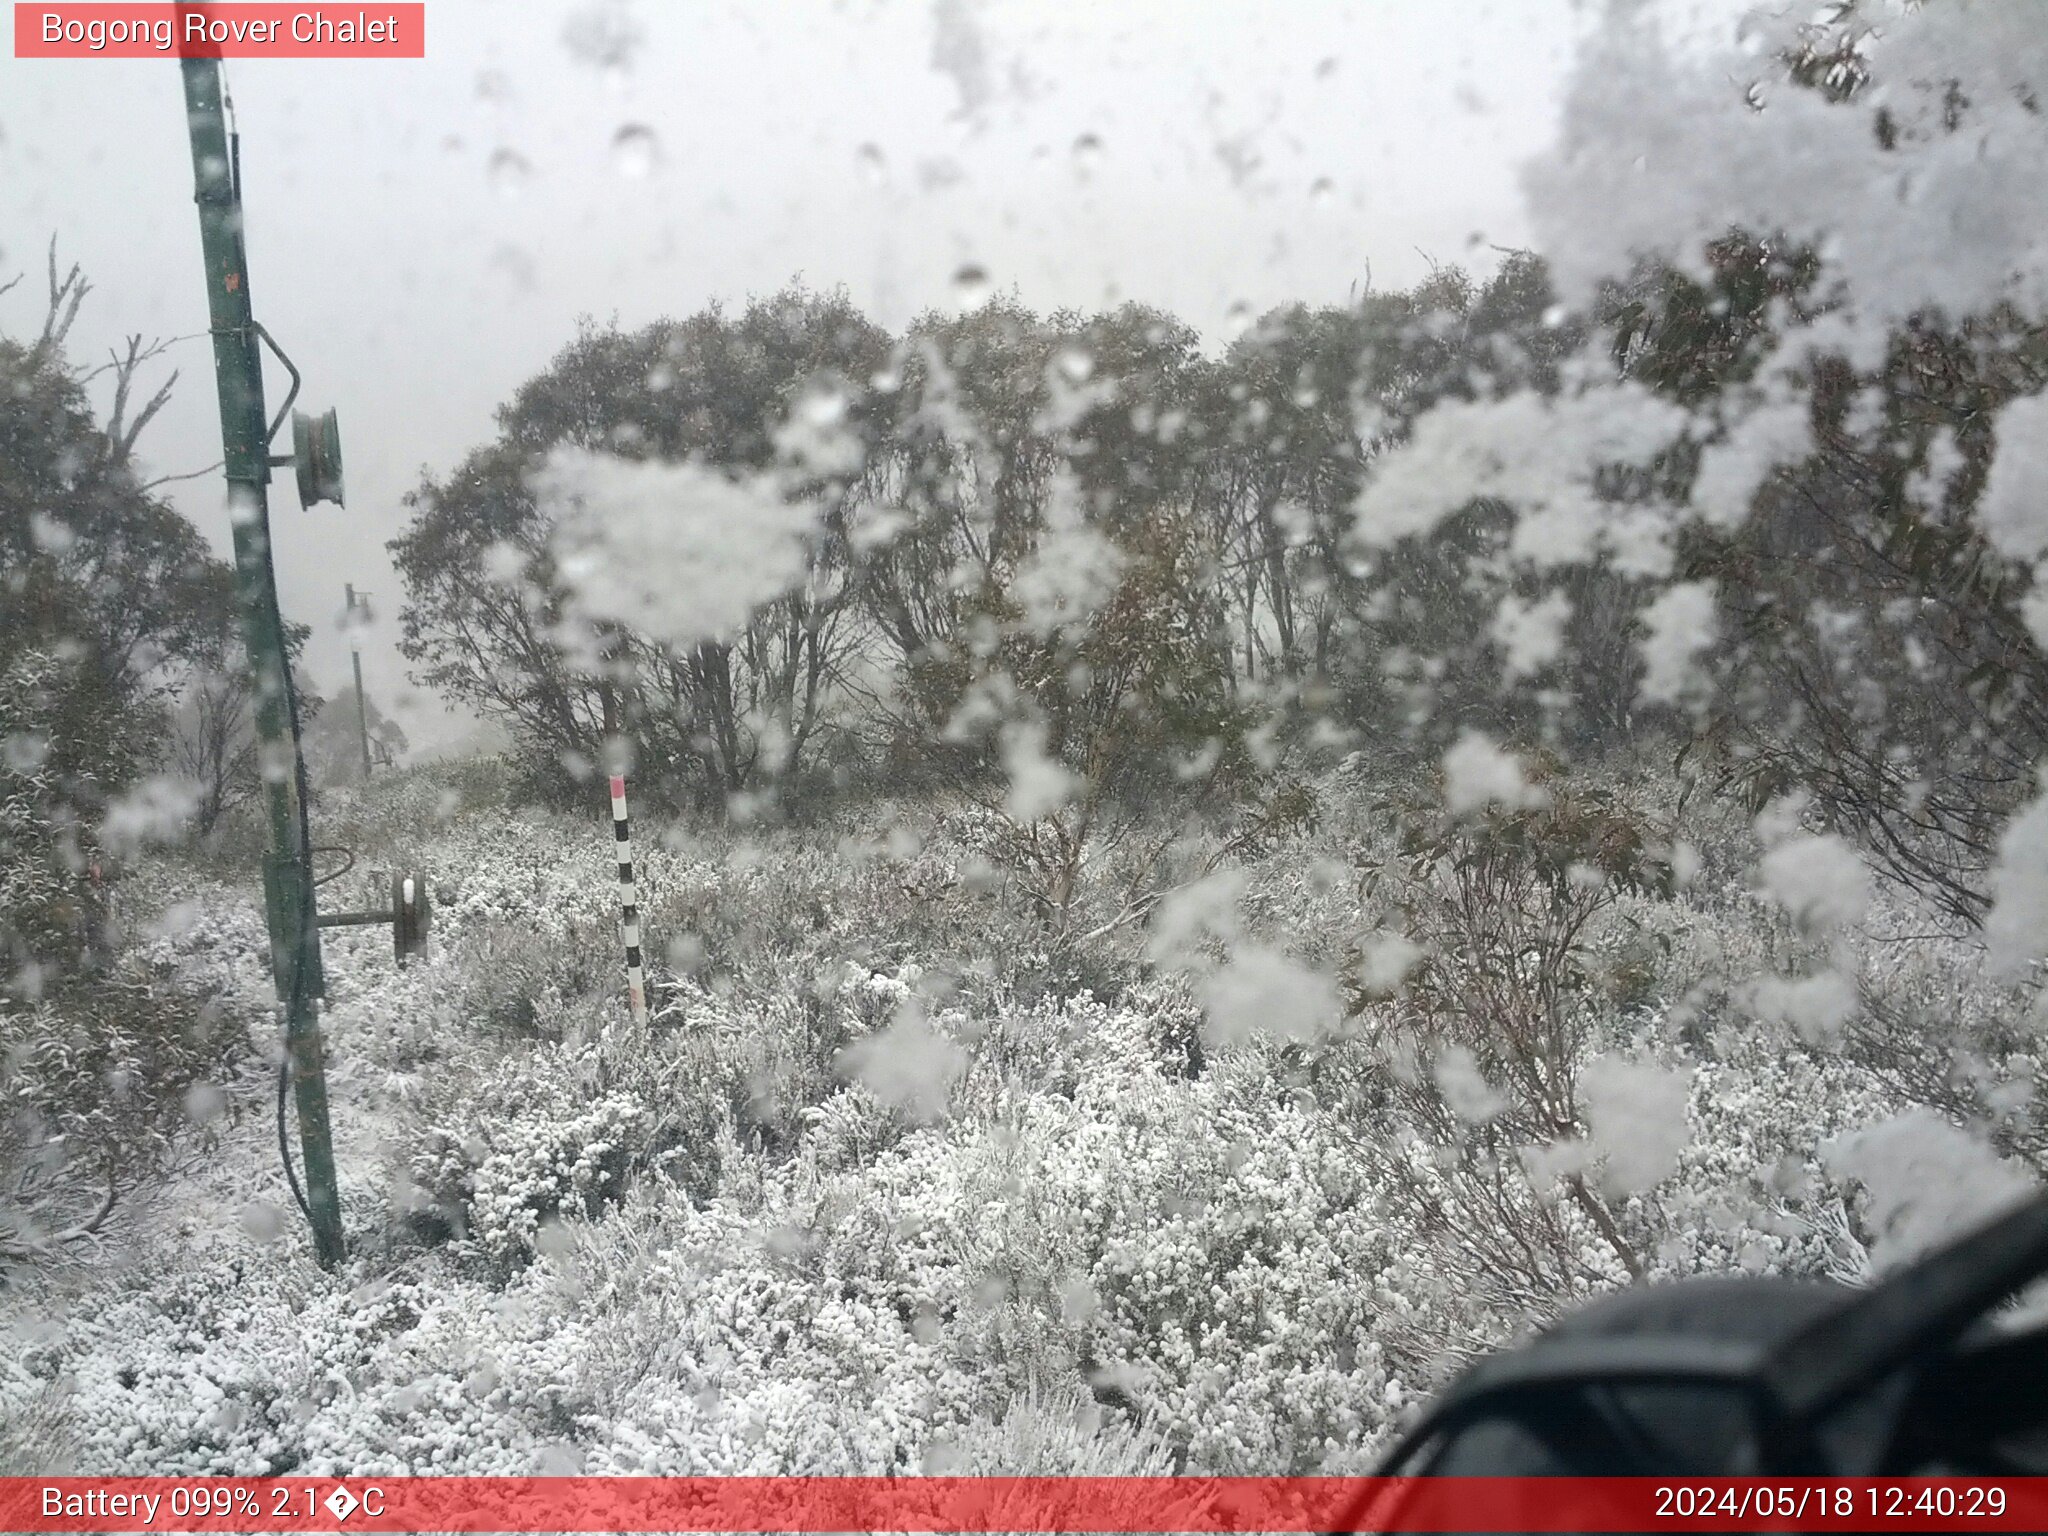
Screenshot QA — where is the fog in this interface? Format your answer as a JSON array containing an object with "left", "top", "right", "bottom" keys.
[{"left": 0, "top": 0, "right": 1584, "bottom": 750}]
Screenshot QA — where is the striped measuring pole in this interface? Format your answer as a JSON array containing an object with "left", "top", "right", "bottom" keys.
[{"left": 608, "top": 772, "right": 649, "bottom": 1025}]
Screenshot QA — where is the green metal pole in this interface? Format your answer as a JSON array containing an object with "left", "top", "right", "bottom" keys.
[{"left": 180, "top": 57, "right": 346, "bottom": 1267}]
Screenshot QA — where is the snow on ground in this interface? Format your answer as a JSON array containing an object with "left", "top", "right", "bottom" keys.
[{"left": 2, "top": 759, "right": 2038, "bottom": 1475}]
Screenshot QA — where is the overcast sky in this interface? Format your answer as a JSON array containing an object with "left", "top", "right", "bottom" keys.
[{"left": 0, "top": 0, "right": 1597, "bottom": 751}]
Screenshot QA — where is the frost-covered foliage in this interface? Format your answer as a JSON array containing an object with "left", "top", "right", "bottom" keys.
[
  {"left": 402, "top": 1052, "right": 650, "bottom": 1267},
  {"left": 0, "top": 654, "right": 258, "bottom": 1265},
  {"left": 6, "top": 748, "right": 2040, "bottom": 1474},
  {"left": 0, "top": 970, "right": 249, "bottom": 1259},
  {"left": 1, "top": 647, "right": 119, "bottom": 989}
]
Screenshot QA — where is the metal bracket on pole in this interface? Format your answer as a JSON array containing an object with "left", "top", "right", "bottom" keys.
[
  {"left": 253, "top": 322, "right": 301, "bottom": 447},
  {"left": 315, "top": 872, "right": 433, "bottom": 964},
  {"left": 249, "top": 322, "right": 345, "bottom": 507}
]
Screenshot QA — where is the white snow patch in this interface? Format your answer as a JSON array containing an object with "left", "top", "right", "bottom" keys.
[
  {"left": 1692, "top": 396, "right": 1812, "bottom": 528},
  {"left": 1200, "top": 944, "right": 1343, "bottom": 1047},
  {"left": 98, "top": 774, "right": 202, "bottom": 857},
  {"left": 1582, "top": 1056, "right": 1693, "bottom": 1198},
  {"left": 1146, "top": 868, "right": 1248, "bottom": 966},
  {"left": 837, "top": 1000, "right": 968, "bottom": 1124},
  {"left": 1526, "top": 3, "right": 2048, "bottom": 337},
  {"left": 1490, "top": 590, "right": 1571, "bottom": 680},
  {"left": 1823, "top": 1109, "right": 2036, "bottom": 1273},
  {"left": 1433, "top": 1045, "right": 1505, "bottom": 1125},
  {"left": 1354, "top": 930, "right": 1425, "bottom": 998},
  {"left": 1637, "top": 581, "right": 1717, "bottom": 706},
  {"left": 1442, "top": 730, "right": 1546, "bottom": 816},
  {"left": 1351, "top": 386, "right": 1686, "bottom": 556},
  {"left": 1008, "top": 473, "right": 1126, "bottom": 634},
  {"left": 1985, "top": 785, "right": 2048, "bottom": 980},
  {"left": 1759, "top": 833, "right": 1869, "bottom": 931},
  {"left": 1978, "top": 393, "right": 2048, "bottom": 563},
  {"left": 536, "top": 448, "right": 819, "bottom": 649},
  {"left": 1753, "top": 969, "right": 1860, "bottom": 1046},
  {"left": 999, "top": 719, "right": 1081, "bottom": 822}
]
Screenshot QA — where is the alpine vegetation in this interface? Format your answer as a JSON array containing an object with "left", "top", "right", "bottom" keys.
[{"left": 4, "top": 0, "right": 2047, "bottom": 1482}]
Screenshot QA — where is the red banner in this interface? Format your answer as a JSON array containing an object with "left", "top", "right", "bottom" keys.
[
  {"left": 13, "top": 4, "right": 425, "bottom": 58},
  {"left": 2, "top": 1476, "right": 2046, "bottom": 1532}
]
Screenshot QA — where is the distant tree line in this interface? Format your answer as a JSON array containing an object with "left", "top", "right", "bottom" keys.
[
  {"left": 391, "top": 251, "right": 2046, "bottom": 929},
  {"left": 391, "top": 260, "right": 1598, "bottom": 804}
]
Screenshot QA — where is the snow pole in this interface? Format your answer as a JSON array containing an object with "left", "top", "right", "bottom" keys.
[
  {"left": 598, "top": 634, "right": 648, "bottom": 1026},
  {"left": 609, "top": 771, "right": 649, "bottom": 1025}
]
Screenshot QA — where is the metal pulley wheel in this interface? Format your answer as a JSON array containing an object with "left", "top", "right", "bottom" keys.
[{"left": 292, "top": 407, "right": 345, "bottom": 508}]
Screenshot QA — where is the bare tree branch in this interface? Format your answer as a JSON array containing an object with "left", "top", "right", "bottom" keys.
[
  {"left": 97, "top": 333, "right": 186, "bottom": 467},
  {"left": 33, "top": 235, "right": 90, "bottom": 363},
  {"left": 139, "top": 458, "right": 225, "bottom": 493},
  {"left": 0, "top": 1176, "right": 119, "bottom": 1263}
]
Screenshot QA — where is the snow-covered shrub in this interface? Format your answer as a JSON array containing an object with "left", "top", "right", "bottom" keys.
[
  {"left": 0, "top": 734, "right": 91, "bottom": 993},
  {"left": 1841, "top": 898, "right": 2047, "bottom": 1172},
  {"left": 0, "top": 1332, "right": 77, "bottom": 1473},
  {"left": 0, "top": 638, "right": 164, "bottom": 989},
  {"left": 532, "top": 1027, "right": 1403, "bottom": 1475},
  {"left": 643, "top": 812, "right": 1162, "bottom": 1021},
  {"left": 1077, "top": 1070, "right": 1401, "bottom": 1473},
  {"left": 1348, "top": 777, "right": 1681, "bottom": 1287},
  {"left": 1, "top": 969, "right": 250, "bottom": 1265},
  {"left": 317, "top": 755, "right": 512, "bottom": 846},
  {"left": 804, "top": 1021, "right": 1403, "bottom": 1471},
  {"left": 446, "top": 917, "right": 614, "bottom": 1043},
  {"left": 926, "top": 1383, "right": 1175, "bottom": 1474},
  {"left": 1646, "top": 1044, "right": 1898, "bottom": 1285},
  {"left": 11, "top": 1243, "right": 595, "bottom": 1475},
  {"left": 399, "top": 1043, "right": 651, "bottom": 1267}
]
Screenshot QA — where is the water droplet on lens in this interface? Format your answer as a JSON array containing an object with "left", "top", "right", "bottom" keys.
[
  {"left": 855, "top": 142, "right": 887, "bottom": 186},
  {"left": 183, "top": 1082, "right": 227, "bottom": 1124},
  {"left": 1310, "top": 177, "right": 1335, "bottom": 208},
  {"left": 1071, "top": 132, "right": 1104, "bottom": 174},
  {"left": 803, "top": 385, "right": 849, "bottom": 426},
  {"left": 611, "top": 124, "right": 658, "bottom": 179},
  {"left": 490, "top": 244, "right": 536, "bottom": 290},
  {"left": 951, "top": 263, "right": 992, "bottom": 310},
  {"left": 488, "top": 148, "right": 531, "bottom": 197}
]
